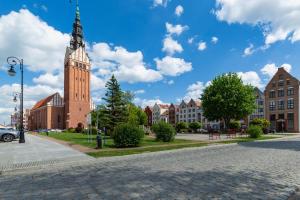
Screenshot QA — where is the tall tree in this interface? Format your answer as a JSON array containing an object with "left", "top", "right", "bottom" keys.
[
  {"left": 127, "top": 104, "right": 147, "bottom": 126},
  {"left": 91, "top": 105, "right": 108, "bottom": 130},
  {"left": 201, "top": 73, "right": 256, "bottom": 130},
  {"left": 102, "top": 75, "right": 127, "bottom": 131}
]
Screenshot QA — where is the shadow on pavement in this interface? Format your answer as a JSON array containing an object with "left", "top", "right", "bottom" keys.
[
  {"left": 239, "top": 140, "right": 300, "bottom": 152},
  {"left": 0, "top": 165, "right": 294, "bottom": 199}
]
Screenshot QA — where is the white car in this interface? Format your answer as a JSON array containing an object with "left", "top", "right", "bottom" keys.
[{"left": 0, "top": 128, "right": 20, "bottom": 142}]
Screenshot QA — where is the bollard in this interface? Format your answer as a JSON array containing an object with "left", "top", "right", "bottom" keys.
[{"left": 96, "top": 135, "right": 102, "bottom": 149}]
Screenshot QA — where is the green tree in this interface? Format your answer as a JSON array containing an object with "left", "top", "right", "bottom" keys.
[
  {"left": 189, "top": 122, "right": 202, "bottom": 133},
  {"left": 102, "top": 75, "right": 128, "bottom": 132},
  {"left": 201, "top": 73, "right": 256, "bottom": 130},
  {"left": 175, "top": 122, "right": 188, "bottom": 132},
  {"left": 92, "top": 105, "right": 108, "bottom": 130},
  {"left": 127, "top": 104, "right": 147, "bottom": 126},
  {"left": 122, "top": 91, "right": 135, "bottom": 105}
]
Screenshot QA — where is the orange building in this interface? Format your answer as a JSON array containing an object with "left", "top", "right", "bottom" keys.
[{"left": 28, "top": 4, "right": 91, "bottom": 130}]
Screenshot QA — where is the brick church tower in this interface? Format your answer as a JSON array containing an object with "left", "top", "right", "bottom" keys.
[{"left": 64, "top": 3, "right": 91, "bottom": 129}]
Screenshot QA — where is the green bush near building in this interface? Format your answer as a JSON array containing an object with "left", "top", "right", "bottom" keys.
[
  {"left": 175, "top": 122, "right": 188, "bottom": 132},
  {"left": 152, "top": 121, "right": 176, "bottom": 142},
  {"left": 113, "top": 123, "right": 145, "bottom": 148},
  {"left": 247, "top": 125, "right": 263, "bottom": 138}
]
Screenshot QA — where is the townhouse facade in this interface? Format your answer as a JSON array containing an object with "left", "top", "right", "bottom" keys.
[
  {"left": 144, "top": 106, "right": 153, "bottom": 127},
  {"left": 245, "top": 87, "right": 265, "bottom": 125},
  {"left": 152, "top": 103, "right": 169, "bottom": 124},
  {"left": 264, "top": 67, "right": 300, "bottom": 132}
]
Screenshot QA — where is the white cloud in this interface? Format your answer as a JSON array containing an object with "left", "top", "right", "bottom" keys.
[
  {"left": 260, "top": 63, "right": 292, "bottom": 78},
  {"left": 0, "top": 84, "right": 62, "bottom": 124},
  {"left": 153, "top": 0, "right": 170, "bottom": 7},
  {"left": 198, "top": 42, "right": 207, "bottom": 51},
  {"left": 175, "top": 5, "right": 184, "bottom": 17},
  {"left": 155, "top": 56, "right": 192, "bottom": 77},
  {"left": 90, "top": 43, "right": 163, "bottom": 83},
  {"left": 215, "top": 0, "right": 300, "bottom": 45},
  {"left": 134, "top": 97, "right": 167, "bottom": 108},
  {"left": 33, "top": 72, "right": 63, "bottom": 88},
  {"left": 166, "top": 22, "right": 188, "bottom": 36},
  {"left": 188, "top": 37, "right": 195, "bottom": 44},
  {"left": 134, "top": 90, "right": 145, "bottom": 95},
  {"left": 237, "top": 71, "right": 263, "bottom": 89},
  {"left": 167, "top": 80, "right": 174, "bottom": 85},
  {"left": 91, "top": 74, "right": 106, "bottom": 91},
  {"left": 211, "top": 36, "right": 219, "bottom": 44},
  {"left": 243, "top": 44, "right": 255, "bottom": 56},
  {"left": 162, "top": 36, "right": 183, "bottom": 55},
  {"left": 0, "top": 9, "right": 69, "bottom": 73},
  {"left": 183, "top": 81, "right": 211, "bottom": 101}
]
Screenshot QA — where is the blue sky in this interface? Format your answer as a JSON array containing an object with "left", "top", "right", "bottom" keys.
[{"left": 0, "top": 0, "right": 300, "bottom": 124}]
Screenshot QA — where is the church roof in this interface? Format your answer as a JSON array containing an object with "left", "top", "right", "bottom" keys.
[
  {"left": 70, "top": 1, "right": 85, "bottom": 50},
  {"left": 31, "top": 93, "right": 57, "bottom": 111}
]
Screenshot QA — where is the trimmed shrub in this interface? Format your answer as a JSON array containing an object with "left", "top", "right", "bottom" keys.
[
  {"left": 84, "top": 127, "right": 98, "bottom": 135},
  {"left": 189, "top": 122, "right": 202, "bottom": 133},
  {"left": 247, "top": 125, "right": 263, "bottom": 138},
  {"left": 113, "top": 123, "right": 145, "bottom": 148},
  {"left": 250, "top": 118, "right": 271, "bottom": 134},
  {"left": 175, "top": 122, "right": 188, "bottom": 132},
  {"left": 67, "top": 128, "right": 75, "bottom": 133},
  {"left": 152, "top": 121, "right": 176, "bottom": 142},
  {"left": 228, "top": 120, "right": 241, "bottom": 130}
]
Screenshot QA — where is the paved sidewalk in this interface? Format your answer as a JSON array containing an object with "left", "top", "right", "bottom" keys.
[
  {"left": 1, "top": 136, "right": 300, "bottom": 199},
  {"left": 0, "top": 134, "right": 93, "bottom": 172}
]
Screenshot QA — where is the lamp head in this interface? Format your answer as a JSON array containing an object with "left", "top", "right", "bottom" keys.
[{"left": 7, "top": 66, "right": 16, "bottom": 77}]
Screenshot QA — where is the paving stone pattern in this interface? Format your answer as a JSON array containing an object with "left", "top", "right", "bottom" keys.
[
  {"left": 0, "top": 134, "right": 93, "bottom": 172},
  {"left": 1, "top": 137, "right": 300, "bottom": 199}
]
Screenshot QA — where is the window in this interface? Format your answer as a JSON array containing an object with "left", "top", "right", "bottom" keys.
[
  {"left": 57, "top": 115, "right": 61, "bottom": 123},
  {"left": 75, "top": 62, "right": 79, "bottom": 67},
  {"left": 79, "top": 63, "right": 83, "bottom": 68},
  {"left": 188, "top": 109, "right": 191, "bottom": 113},
  {"left": 287, "top": 99, "right": 294, "bottom": 109},
  {"left": 278, "top": 113, "right": 284, "bottom": 119},
  {"left": 83, "top": 94, "right": 85, "bottom": 99},
  {"left": 269, "top": 91, "right": 276, "bottom": 98},
  {"left": 269, "top": 101, "right": 276, "bottom": 111},
  {"left": 278, "top": 80, "right": 284, "bottom": 87},
  {"left": 287, "top": 87, "right": 294, "bottom": 96},
  {"left": 278, "top": 89, "right": 284, "bottom": 97},
  {"left": 279, "top": 74, "right": 284, "bottom": 80},
  {"left": 288, "top": 113, "right": 294, "bottom": 129},
  {"left": 278, "top": 100, "right": 284, "bottom": 110},
  {"left": 287, "top": 79, "right": 291, "bottom": 85},
  {"left": 272, "top": 82, "right": 276, "bottom": 87}
]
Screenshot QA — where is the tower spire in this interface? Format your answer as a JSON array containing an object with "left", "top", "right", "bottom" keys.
[{"left": 70, "top": 0, "right": 84, "bottom": 50}]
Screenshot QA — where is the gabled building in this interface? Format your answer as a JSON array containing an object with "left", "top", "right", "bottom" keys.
[
  {"left": 29, "top": 93, "right": 64, "bottom": 130},
  {"left": 152, "top": 103, "right": 169, "bottom": 124},
  {"left": 168, "top": 104, "right": 178, "bottom": 126},
  {"left": 264, "top": 67, "right": 300, "bottom": 132},
  {"left": 144, "top": 106, "right": 153, "bottom": 127},
  {"left": 246, "top": 87, "right": 265, "bottom": 125},
  {"left": 178, "top": 99, "right": 202, "bottom": 123}
]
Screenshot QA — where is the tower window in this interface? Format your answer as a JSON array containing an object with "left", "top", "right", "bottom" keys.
[
  {"left": 76, "top": 93, "right": 78, "bottom": 97},
  {"left": 79, "top": 63, "right": 82, "bottom": 68},
  {"left": 83, "top": 64, "right": 86, "bottom": 69},
  {"left": 75, "top": 62, "right": 79, "bottom": 67}
]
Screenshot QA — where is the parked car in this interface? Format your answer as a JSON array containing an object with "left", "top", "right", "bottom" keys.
[{"left": 0, "top": 128, "right": 20, "bottom": 142}]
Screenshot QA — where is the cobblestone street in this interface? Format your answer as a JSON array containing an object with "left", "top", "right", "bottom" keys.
[{"left": 1, "top": 137, "right": 300, "bottom": 200}]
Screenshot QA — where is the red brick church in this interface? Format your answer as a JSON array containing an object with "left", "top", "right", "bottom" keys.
[{"left": 28, "top": 4, "right": 91, "bottom": 130}]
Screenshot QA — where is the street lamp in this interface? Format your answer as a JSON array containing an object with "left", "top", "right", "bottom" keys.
[{"left": 7, "top": 56, "right": 25, "bottom": 143}]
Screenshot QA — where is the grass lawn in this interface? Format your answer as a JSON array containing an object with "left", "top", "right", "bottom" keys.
[
  {"left": 39, "top": 132, "right": 201, "bottom": 149},
  {"left": 37, "top": 132, "right": 287, "bottom": 158}
]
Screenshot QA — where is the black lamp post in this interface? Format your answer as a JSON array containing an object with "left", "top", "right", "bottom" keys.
[{"left": 7, "top": 56, "right": 25, "bottom": 143}]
